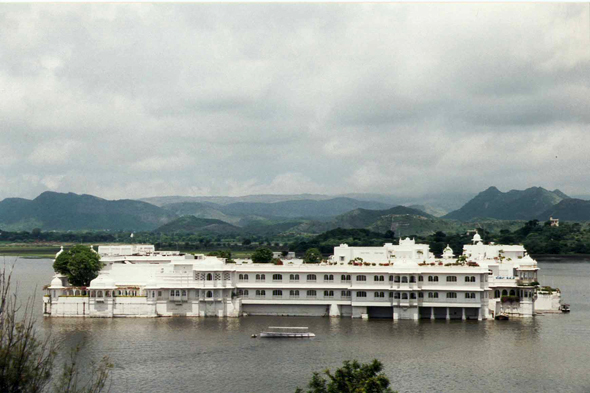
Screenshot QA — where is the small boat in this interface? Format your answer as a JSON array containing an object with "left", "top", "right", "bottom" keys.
[
  {"left": 560, "top": 304, "right": 571, "bottom": 313},
  {"left": 495, "top": 313, "right": 509, "bottom": 321},
  {"left": 259, "top": 326, "right": 315, "bottom": 338}
]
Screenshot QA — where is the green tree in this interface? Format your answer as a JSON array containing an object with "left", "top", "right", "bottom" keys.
[
  {"left": 251, "top": 247, "right": 273, "bottom": 263},
  {"left": 53, "top": 245, "right": 102, "bottom": 287},
  {"left": 295, "top": 359, "right": 395, "bottom": 393},
  {"left": 304, "top": 248, "right": 322, "bottom": 264}
]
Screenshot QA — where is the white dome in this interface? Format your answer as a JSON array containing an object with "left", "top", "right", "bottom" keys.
[
  {"left": 472, "top": 233, "right": 482, "bottom": 242},
  {"left": 50, "top": 275, "right": 64, "bottom": 288},
  {"left": 89, "top": 274, "right": 116, "bottom": 288}
]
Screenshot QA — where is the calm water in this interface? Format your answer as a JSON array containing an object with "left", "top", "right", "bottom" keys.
[{"left": 4, "top": 257, "right": 590, "bottom": 393}]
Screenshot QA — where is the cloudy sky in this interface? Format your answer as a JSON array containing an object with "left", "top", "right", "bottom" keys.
[{"left": 1, "top": 3, "right": 589, "bottom": 201}]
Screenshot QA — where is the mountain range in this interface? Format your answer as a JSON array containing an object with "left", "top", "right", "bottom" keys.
[{"left": 2, "top": 187, "right": 590, "bottom": 234}]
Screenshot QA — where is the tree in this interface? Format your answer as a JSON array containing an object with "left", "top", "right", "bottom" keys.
[
  {"left": 53, "top": 245, "right": 102, "bottom": 287},
  {"left": 0, "top": 267, "right": 112, "bottom": 392},
  {"left": 304, "top": 248, "right": 322, "bottom": 264},
  {"left": 295, "top": 359, "right": 396, "bottom": 393},
  {"left": 251, "top": 247, "right": 273, "bottom": 263}
]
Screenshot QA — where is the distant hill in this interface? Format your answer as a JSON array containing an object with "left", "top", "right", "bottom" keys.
[
  {"left": 0, "top": 192, "right": 176, "bottom": 231},
  {"left": 141, "top": 194, "right": 335, "bottom": 207},
  {"left": 217, "top": 198, "right": 392, "bottom": 219},
  {"left": 537, "top": 199, "right": 590, "bottom": 221},
  {"left": 161, "top": 202, "right": 239, "bottom": 224},
  {"left": 408, "top": 204, "right": 448, "bottom": 217},
  {"left": 153, "top": 216, "right": 241, "bottom": 234},
  {"left": 444, "top": 186, "right": 569, "bottom": 221}
]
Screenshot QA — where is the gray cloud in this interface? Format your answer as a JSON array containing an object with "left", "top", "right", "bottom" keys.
[{"left": 0, "top": 3, "right": 588, "bottom": 201}]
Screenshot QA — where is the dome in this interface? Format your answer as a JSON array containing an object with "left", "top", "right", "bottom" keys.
[
  {"left": 89, "top": 274, "right": 116, "bottom": 288},
  {"left": 472, "top": 233, "right": 482, "bottom": 243},
  {"left": 50, "top": 275, "right": 64, "bottom": 288}
]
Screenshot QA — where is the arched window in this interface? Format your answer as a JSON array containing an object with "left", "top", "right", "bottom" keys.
[
  {"left": 181, "top": 290, "right": 187, "bottom": 296},
  {"left": 255, "top": 290, "right": 266, "bottom": 297},
  {"left": 434, "top": 292, "right": 439, "bottom": 298},
  {"left": 418, "top": 276, "right": 423, "bottom": 282},
  {"left": 502, "top": 290, "right": 508, "bottom": 296},
  {"left": 207, "top": 290, "right": 213, "bottom": 298},
  {"left": 494, "top": 290, "right": 500, "bottom": 298},
  {"left": 105, "top": 291, "right": 110, "bottom": 297},
  {"left": 509, "top": 289, "right": 516, "bottom": 296},
  {"left": 175, "top": 290, "right": 180, "bottom": 297},
  {"left": 374, "top": 275, "right": 384, "bottom": 282},
  {"left": 239, "top": 274, "right": 248, "bottom": 281},
  {"left": 410, "top": 276, "right": 416, "bottom": 283},
  {"left": 446, "top": 292, "right": 457, "bottom": 298},
  {"left": 356, "top": 275, "right": 366, "bottom": 282},
  {"left": 389, "top": 292, "right": 394, "bottom": 298},
  {"left": 307, "top": 274, "right": 317, "bottom": 282},
  {"left": 290, "top": 274, "right": 299, "bottom": 281},
  {"left": 341, "top": 291, "right": 351, "bottom": 298},
  {"left": 256, "top": 274, "right": 265, "bottom": 281},
  {"left": 465, "top": 276, "right": 470, "bottom": 282},
  {"left": 341, "top": 274, "right": 351, "bottom": 282},
  {"left": 307, "top": 290, "right": 317, "bottom": 297},
  {"left": 410, "top": 293, "right": 416, "bottom": 299},
  {"left": 272, "top": 290, "right": 283, "bottom": 297},
  {"left": 290, "top": 290, "right": 300, "bottom": 297},
  {"left": 356, "top": 291, "right": 367, "bottom": 298},
  {"left": 402, "top": 293, "right": 408, "bottom": 299},
  {"left": 402, "top": 276, "right": 408, "bottom": 283},
  {"left": 389, "top": 275, "right": 394, "bottom": 282},
  {"left": 394, "top": 293, "right": 400, "bottom": 299},
  {"left": 324, "top": 274, "right": 334, "bottom": 281},
  {"left": 447, "top": 276, "right": 457, "bottom": 282},
  {"left": 418, "top": 292, "right": 424, "bottom": 298},
  {"left": 394, "top": 276, "right": 401, "bottom": 283},
  {"left": 428, "top": 276, "right": 433, "bottom": 282},
  {"left": 471, "top": 276, "right": 476, "bottom": 282},
  {"left": 374, "top": 292, "right": 385, "bottom": 298},
  {"left": 434, "top": 276, "right": 439, "bottom": 282},
  {"left": 170, "top": 290, "right": 174, "bottom": 297},
  {"left": 206, "top": 273, "right": 213, "bottom": 281},
  {"left": 324, "top": 290, "right": 334, "bottom": 297},
  {"left": 272, "top": 274, "right": 282, "bottom": 281},
  {"left": 97, "top": 291, "right": 103, "bottom": 297}
]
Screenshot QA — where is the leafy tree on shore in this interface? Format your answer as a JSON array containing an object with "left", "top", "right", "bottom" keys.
[
  {"left": 251, "top": 247, "right": 273, "bottom": 263},
  {"left": 295, "top": 359, "right": 396, "bottom": 393},
  {"left": 53, "top": 245, "right": 102, "bottom": 286},
  {"left": 304, "top": 248, "right": 322, "bottom": 264}
]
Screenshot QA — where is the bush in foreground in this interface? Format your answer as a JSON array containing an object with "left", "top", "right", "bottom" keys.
[{"left": 295, "top": 359, "right": 396, "bottom": 393}]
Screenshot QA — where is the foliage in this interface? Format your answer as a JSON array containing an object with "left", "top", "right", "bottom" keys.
[
  {"left": 53, "top": 245, "right": 102, "bottom": 286},
  {"left": 501, "top": 295, "right": 520, "bottom": 303},
  {"left": 251, "top": 247, "right": 273, "bottom": 263},
  {"left": 295, "top": 359, "right": 396, "bottom": 393},
  {"left": 207, "top": 250, "right": 234, "bottom": 262},
  {"left": 303, "top": 248, "right": 322, "bottom": 264},
  {"left": 0, "top": 267, "right": 112, "bottom": 392}
]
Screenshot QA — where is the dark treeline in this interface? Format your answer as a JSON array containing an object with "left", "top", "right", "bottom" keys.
[{"left": 2, "top": 220, "right": 590, "bottom": 256}]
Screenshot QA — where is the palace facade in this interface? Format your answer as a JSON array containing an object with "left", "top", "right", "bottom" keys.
[{"left": 43, "top": 235, "right": 562, "bottom": 320}]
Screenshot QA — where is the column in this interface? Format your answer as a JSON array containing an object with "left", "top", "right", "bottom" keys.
[
  {"left": 430, "top": 307, "right": 435, "bottom": 320},
  {"left": 462, "top": 307, "right": 466, "bottom": 320},
  {"left": 446, "top": 307, "right": 450, "bottom": 320},
  {"left": 478, "top": 307, "right": 482, "bottom": 321}
]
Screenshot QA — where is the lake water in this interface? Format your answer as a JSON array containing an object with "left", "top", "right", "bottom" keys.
[{"left": 5, "top": 257, "right": 590, "bottom": 393}]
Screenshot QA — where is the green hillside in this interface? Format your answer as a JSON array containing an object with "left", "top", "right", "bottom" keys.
[
  {"left": 153, "top": 216, "right": 241, "bottom": 234},
  {"left": 445, "top": 186, "right": 568, "bottom": 221},
  {"left": 0, "top": 192, "right": 176, "bottom": 231}
]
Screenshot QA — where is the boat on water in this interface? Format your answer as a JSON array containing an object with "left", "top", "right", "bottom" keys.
[
  {"left": 560, "top": 304, "right": 571, "bottom": 313},
  {"left": 495, "top": 313, "right": 509, "bottom": 321},
  {"left": 259, "top": 327, "right": 315, "bottom": 338}
]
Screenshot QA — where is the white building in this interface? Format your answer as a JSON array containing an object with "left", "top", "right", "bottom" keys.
[{"left": 44, "top": 235, "right": 563, "bottom": 320}]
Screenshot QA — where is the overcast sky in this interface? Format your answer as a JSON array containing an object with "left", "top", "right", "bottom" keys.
[{"left": 1, "top": 4, "right": 589, "bottom": 201}]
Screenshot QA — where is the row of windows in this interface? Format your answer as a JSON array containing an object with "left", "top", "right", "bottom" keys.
[
  {"left": 493, "top": 289, "right": 531, "bottom": 298},
  {"left": 238, "top": 274, "right": 478, "bottom": 283},
  {"left": 238, "top": 289, "right": 353, "bottom": 298}
]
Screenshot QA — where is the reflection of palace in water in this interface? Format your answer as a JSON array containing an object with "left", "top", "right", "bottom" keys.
[{"left": 43, "top": 234, "right": 563, "bottom": 320}]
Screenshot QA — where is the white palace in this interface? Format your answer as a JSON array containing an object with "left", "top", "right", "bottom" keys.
[{"left": 43, "top": 234, "right": 563, "bottom": 320}]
